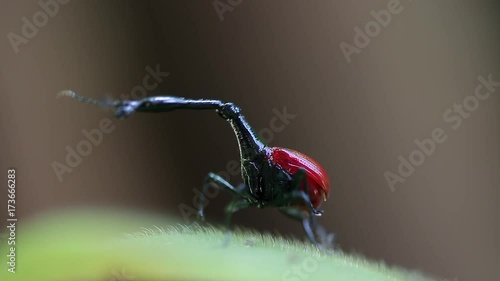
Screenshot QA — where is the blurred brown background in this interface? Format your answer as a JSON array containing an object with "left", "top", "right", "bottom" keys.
[{"left": 1, "top": 1, "right": 499, "bottom": 280}]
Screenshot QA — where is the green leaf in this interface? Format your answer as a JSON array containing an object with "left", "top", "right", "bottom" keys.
[{"left": 0, "top": 208, "right": 440, "bottom": 281}]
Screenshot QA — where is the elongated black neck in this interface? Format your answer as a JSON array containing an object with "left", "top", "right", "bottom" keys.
[
  {"left": 136, "top": 96, "right": 266, "bottom": 160},
  {"left": 58, "top": 91, "right": 267, "bottom": 162}
]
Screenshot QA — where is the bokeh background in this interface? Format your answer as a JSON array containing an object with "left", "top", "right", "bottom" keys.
[{"left": 1, "top": 1, "right": 499, "bottom": 280}]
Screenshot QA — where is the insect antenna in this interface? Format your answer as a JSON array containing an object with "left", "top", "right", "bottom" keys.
[{"left": 57, "top": 90, "right": 120, "bottom": 109}]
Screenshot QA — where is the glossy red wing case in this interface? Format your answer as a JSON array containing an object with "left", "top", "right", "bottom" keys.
[{"left": 268, "top": 147, "right": 330, "bottom": 208}]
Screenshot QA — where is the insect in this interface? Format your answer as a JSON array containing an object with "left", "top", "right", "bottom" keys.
[{"left": 58, "top": 90, "right": 333, "bottom": 247}]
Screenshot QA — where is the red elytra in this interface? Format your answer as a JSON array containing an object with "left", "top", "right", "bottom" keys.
[{"left": 268, "top": 147, "right": 330, "bottom": 208}]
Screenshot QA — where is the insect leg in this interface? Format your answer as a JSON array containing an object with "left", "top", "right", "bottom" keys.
[
  {"left": 221, "top": 199, "right": 253, "bottom": 247},
  {"left": 279, "top": 207, "right": 318, "bottom": 245},
  {"left": 289, "top": 168, "right": 324, "bottom": 216},
  {"left": 271, "top": 169, "right": 324, "bottom": 245},
  {"left": 198, "top": 172, "right": 246, "bottom": 220}
]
